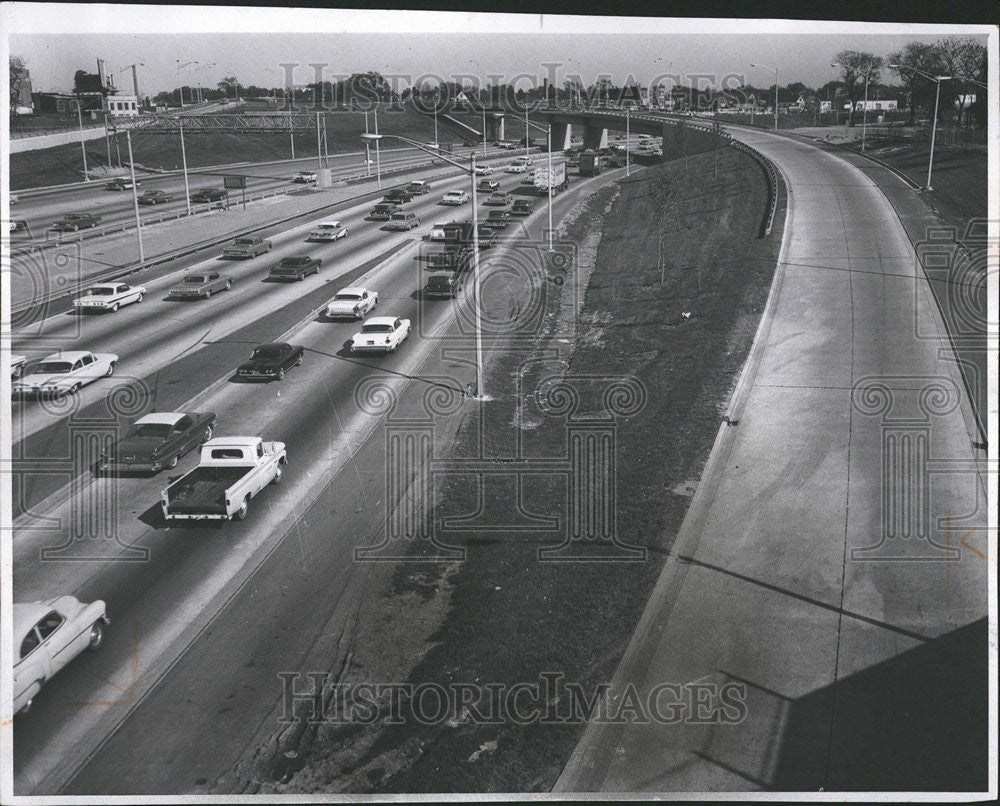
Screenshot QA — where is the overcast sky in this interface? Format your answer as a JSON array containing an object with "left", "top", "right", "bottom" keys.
[{"left": 5, "top": 6, "right": 990, "bottom": 96}]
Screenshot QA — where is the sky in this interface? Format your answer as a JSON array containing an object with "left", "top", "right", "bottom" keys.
[{"left": 5, "top": 6, "right": 991, "bottom": 96}]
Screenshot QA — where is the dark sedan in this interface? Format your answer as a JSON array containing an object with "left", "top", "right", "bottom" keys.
[
  {"left": 98, "top": 411, "right": 216, "bottom": 474},
  {"left": 190, "top": 188, "right": 229, "bottom": 203},
  {"left": 511, "top": 199, "right": 535, "bottom": 215},
  {"left": 51, "top": 213, "right": 102, "bottom": 232},
  {"left": 268, "top": 255, "right": 322, "bottom": 281},
  {"left": 383, "top": 188, "right": 413, "bottom": 204},
  {"left": 138, "top": 190, "right": 175, "bottom": 205},
  {"left": 237, "top": 343, "right": 304, "bottom": 381},
  {"left": 484, "top": 210, "right": 511, "bottom": 229}
]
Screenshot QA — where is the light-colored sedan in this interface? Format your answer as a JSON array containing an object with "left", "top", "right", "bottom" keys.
[
  {"left": 73, "top": 282, "right": 145, "bottom": 313},
  {"left": 473, "top": 165, "right": 494, "bottom": 176},
  {"left": 308, "top": 220, "right": 350, "bottom": 241},
  {"left": 11, "top": 354, "right": 27, "bottom": 379},
  {"left": 14, "top": 595, "right": 109, "bottom": 714},
  {"left": 293, "top": 171, "right": 318, "bottom": 183},
  {"left": 351, "top": 316, "right": 411, "bottom": 354},
  {"left": 441, "top": 191, "right": 470, "bottom": 205},
  {"left": 325, "top": 287, "right": 378, "bottom": 320},
  {"left": 13, "top": 350, "right": 118, "bottom": 397},
  {"left": 505, "top": 163, "right": 528, "bottom": 173}
]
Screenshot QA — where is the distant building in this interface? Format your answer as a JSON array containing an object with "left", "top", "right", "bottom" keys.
[
  {"left": 12, "top": 66, "right": 33, "bottom": 113},
  {"left": 105, "top": 93, "right": 139, "bottom": 117},
  {"left": 32, "top": 92, "right": 101, "bottom": 115},
  {"left": 843, "top": 99, "right": 898, "bottom": 112}
]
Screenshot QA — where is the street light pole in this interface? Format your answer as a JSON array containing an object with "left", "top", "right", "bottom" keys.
[
  {"left": 861, "top": 73, "right": 869, "bottom": 152},
  {"left": 547, "top": 124, "right": 553, "bottom": 252},
  {"left": 626, "top": 106, "right": 631, "bottom": 176},
  {"left": 125, "top": 130, "right": 144, "bottom": 262},
  {"left": 179, "top": 121, "right": 191, "bottom": 215},
  {"left": 889, "top": 63, "right": 952, "bottom": 190},
  {"left": 374, "top": 108, "right": 381, "bottom": 188},
  {"left": 750, "top": 63, "right": 779, "bottom": 131},
  {"left": 75, "top": 99, "right": 89, "bottom": 180}
]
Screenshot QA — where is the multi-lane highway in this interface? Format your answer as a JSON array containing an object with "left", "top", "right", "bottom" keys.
[{"left": 10, "top": 153, "right": 628, "bottom": 793}]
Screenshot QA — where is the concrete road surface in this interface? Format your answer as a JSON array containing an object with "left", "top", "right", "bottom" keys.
[{"left": 555, "top": 127, "right": 989, "bottom": 793}]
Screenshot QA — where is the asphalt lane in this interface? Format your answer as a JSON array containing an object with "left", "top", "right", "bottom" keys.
[{"left": 554, "top": 127, "right": 988, "bottom": 792}]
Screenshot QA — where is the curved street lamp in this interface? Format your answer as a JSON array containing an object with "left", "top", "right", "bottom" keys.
[
  {"left": 750, "top": 62, "right": 779, "bottom": 131},
  {"left": 888, "top": 63, "right": 952, "bottom": 190}
]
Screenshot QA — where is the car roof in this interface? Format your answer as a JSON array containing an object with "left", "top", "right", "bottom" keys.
[
  {"left": 254, "top": 342, "right": 290, "bottom": 350},
  {"left": 336, "top": 286, "right": 368, "bottom": 295},
  {"left": 364, "top": 316, "right": 399, "bottom": 327},
  {"left": 14, "top": 596, "right": 78, "bottom": 634},
  {"left": 134, "top": 412, "right": 186, "bottom": 426},
  {"left": 85, "top": 283, "right": 123, "bottom": 291},
  {"left": 315, "top": 221, "right": 342, "bottom": 227},
  {"left": 40, "top": 351, "right": 92, "bottom": 362},
  {"left": 202, "top": 436, "right": 260, "bottom": 448}
]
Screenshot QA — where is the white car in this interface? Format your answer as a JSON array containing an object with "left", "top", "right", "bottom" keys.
[
  {"left": 13, "top": 350, "right": 118, "bottom": 397},
  {"left": 11, "top": 354, "right": 27, "bottom": 379},
  {"left": 14, "top": 595, "right": 109, "bottom": 714},
  {"left": 441, "top": 190, "right": 470, "bottom": 205},
  {"left": 505, "top": 163, "right": 527, "bottom": 173},
  {"left": 308, "top": 220, "right": 349, "bottom": 241},
  {"left": 351, "top": 316, "right": 411, "bottom": 354},
  {"left": 325, "top": 287, "right": 378, "bottom": 320},
  {"left": 73, "top": 282, "right": 145, "bottom": 313},
  {"left": 293, "top": 171, "right": 318, "bottom": 183},
  {"left": 473, "top": 165, "right": 494, "bottom": 176}
]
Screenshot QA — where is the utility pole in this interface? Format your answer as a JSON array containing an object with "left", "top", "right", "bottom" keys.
[
  {"left": 180, "top": 122, "right": 191, "bottom": 215},
  {"left": 125, "top": 130, "right": 144, "bottom": 262},
  {"left": 470, "top": 152, "right": 484, "bottom": 398},
  {"left": 75, "top": 100, "right": 89, "bottom": 180}
]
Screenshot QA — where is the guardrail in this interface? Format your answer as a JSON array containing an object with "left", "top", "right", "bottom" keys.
[{"left": 729, "top": 138, "right": 781, "bottom": 238}]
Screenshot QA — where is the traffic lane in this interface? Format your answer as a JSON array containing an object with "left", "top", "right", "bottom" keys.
[
  {"left": 10, "top": 167, "right": 487, "bottom": 443},
  {"left": 12, "top": 243, "right": 468, "bottom": 791},
  {"left": 53, "top": 166, "right": 630, "bottom": 795}
]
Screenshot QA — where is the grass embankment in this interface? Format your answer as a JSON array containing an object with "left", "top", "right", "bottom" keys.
[{"left": 246, "top": 146, "right": 785, "bottom": 793}]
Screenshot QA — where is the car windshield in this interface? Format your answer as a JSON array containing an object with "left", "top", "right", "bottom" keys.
[
  {"left": 334, "top": 293, "right": 361, "bottom": 301},
  {"left": 390, "top": 215, "right": 406, "bottom": 220},
  {"left": 36, "top": 361, "right": 72, "bottom": 374},
  {"left": 126, "top": 423, "right": 172, "bottom": 439},
  {"left": 184, "top": 276, "right": 206, "bottom": 284},
  {"left": 233, "top": 238, "right": 254, "bottom": 246},
  {"left": 317, "top": 224, "right": 338, "bottom": 230},
  {"left": 251, "top": 347, "right": 284, "bottom": 360},
  {"left": 279, "top": 258, "right": 308, "bottom": 267},
  {"left": 84, "top": 287, "right": 116, "bottom": 295},
  {"left": 64, "top": 215, "right": 83, "bottom": 221},
  {"left": 361, "top": 324, "right": 393, "bottom": 334}
]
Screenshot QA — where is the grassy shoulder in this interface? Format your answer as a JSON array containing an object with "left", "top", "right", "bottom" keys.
[{"left": 249, "top": 146, "right": 785, "bottom": 794}]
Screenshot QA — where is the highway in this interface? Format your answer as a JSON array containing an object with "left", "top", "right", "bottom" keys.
[{"left": 10, "top": 155, "right": 626, "bottom": 794}]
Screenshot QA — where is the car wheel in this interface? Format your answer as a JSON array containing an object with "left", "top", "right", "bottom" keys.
[
  {"left": 205, "top": 289, "right": 212, "bottom": 299},
  {"left": 88, "top": 621, "right": 105, "bottom": 650},
  {"left": 225, "top": 281, "right": 232, "bottom": 291},
  {"left": 168, "top": 454, "right": 179, "bottom": 469},
  {"left": 235, "top": 497, "right": 250, "bottom": 521},
  {"left": 66, "top": 383, "right": 81, "bottom": 397},
  {"left": 107, "top": 362, "right": 116, "bottom": 376},
  {"left": 13, "top": 364, "right": 23, "bottom": 379},
  {"left": 111, "top": 303, "right": 120, "bottom": 313},
  {"left": 202, "top": 425, "right": 213, "bottom": 442},
  {"left": 20, "top": 682, "right": 42, "bottom": 715},
  {"left": 136, "top": 293, "right": 144, "bottom": 303},
  {"left": 276, "top": 368, "right": 285, "bottom": 380},
  {"left": 72, "top": 224, "right": 80, "bottom": 232},
  {"left": 272, "top": 466, "right": 283, "bottom": 485},
  {"left": 298, "top": 274, "right": 305, "bottom": 281}
]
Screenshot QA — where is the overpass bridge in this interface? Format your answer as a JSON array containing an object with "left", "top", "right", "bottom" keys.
[{"left": 535, "top": 107, "right": 723, "bottom": 152}]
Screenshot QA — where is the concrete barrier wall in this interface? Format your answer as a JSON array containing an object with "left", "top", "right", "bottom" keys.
[
  {"left": 661, "top": 121, "right": 721, "bottom": 158},
  {"left": 9, "top": 126, "right": 107, "bottom": 154}
]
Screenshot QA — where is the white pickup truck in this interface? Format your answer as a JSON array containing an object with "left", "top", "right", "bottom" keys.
[{"left": 161, "top": 436, "right": 286, "bottom": 522}]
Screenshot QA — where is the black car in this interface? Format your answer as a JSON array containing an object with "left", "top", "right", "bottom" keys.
[
  {"left": 237, "top": 343, "right": 305, "bottom": 381},
  {"left": 138, "top": 190, "right": 175, "bottom": 205},
  {"left": 98, "top": 410, "right": 216, "bottom": 474},
  {"left": 268, "top": 255, "right": 322, "bottom": 281},
  {"left": 511, "top": 199, "right": 535, "bottom": 215},
  {"left": 190, "top": 188, "right": 229, "bottom": 203},
  {"left": 51, "top": 213, "right": 102, "bottom": 232},
  {"left": 476, "top": 226, "right": 497, "bottom": 248},
  {"left": 484, "top": 210, "right": 511, "bottom": 229},
  {"left": 383, "top": 188, "right": 413, "bottom": 204}
]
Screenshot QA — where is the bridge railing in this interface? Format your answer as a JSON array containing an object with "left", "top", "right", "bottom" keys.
[{"left": 729, "top": 138, "right": 781, "bottom": 238}]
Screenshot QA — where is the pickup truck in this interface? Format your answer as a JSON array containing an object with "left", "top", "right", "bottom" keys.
[
  {"left": 161, "top": 436, "right": 287, "bottom": 522},
  {"left": 222, "top": 236, "right": 272, "bottom": 259}
]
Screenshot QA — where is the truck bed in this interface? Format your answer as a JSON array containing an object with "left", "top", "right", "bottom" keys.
[{"left": 165, "top": 465, "right": 252, "bottom": 514}]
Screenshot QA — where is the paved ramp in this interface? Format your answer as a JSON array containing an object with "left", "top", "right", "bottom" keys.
[{"left": 555, "top": 128, "right": 990, "bottom": 792}]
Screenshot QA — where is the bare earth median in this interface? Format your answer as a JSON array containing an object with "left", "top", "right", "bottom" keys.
[{"left": 240, "top": 146, "right": 785, "bottom": 794}]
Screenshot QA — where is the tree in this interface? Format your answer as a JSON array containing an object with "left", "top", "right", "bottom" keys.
[
  {"left": 938, "top": 36, "right": 987, "bottom": 126},
  {"left": 833, "top": 50, "right": 884, "bottom": 123},
  {"left": 9, "top": 56, "right": 30, "bottom": 118},
  {"left": 217, "top": 74, "right": 241, "bottom": 99},
  {"left": 888, "top": 41, "right": 943, "bottom": 124}
]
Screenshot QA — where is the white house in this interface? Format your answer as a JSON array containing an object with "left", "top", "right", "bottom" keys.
[{"left": 843, "top": 99, "right": 898, "bottom": 112}]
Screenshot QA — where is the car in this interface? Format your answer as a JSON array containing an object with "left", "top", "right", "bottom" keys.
[
  {"left": 189, "top": 188, "right": 229, "bottom": 203},
  {"left": 105, "top": 177, "right": 139, "bottom": 191},
  {"left": 99, "top": 410, "right": 217, "bottom": 474},
  {"left": 137, "top": 189, "right": 174, "bottom": 205},
  {"left": 424, "top": 271, "right": 464, "bottom": 298},
  {"left": 222, "top": 236, "right": 272, "bottom": 259},
  {"left": 485, "top": 210, "right": 511, "bottom": 228},
  {"left": 293, "top": 171, "right": 318, "bottom": 183},
  {"left": 12, "top": 351, "right": 118, "bottom": 398},
  {"left": 486, "top": 191, "right": 513, "bottom": 206},
  {"left": 441, "top": 190, "right": 470, "bottom": 205},
  {"left": 14, "top": 595, "right": 110, "bottom": 715},
  {"left": 474, "top": 165, "right": 494, "bottom": 176},
  {"left": 268, "top": 255, "right": 322, "bottom": 281},
  {"left": 477, "top": 179, "right": 500, "bottom": 194},
  {"left": 168, "top": 271, "right": 233, "bottom": 299},
  {"left": 386, "top": 212, "right": 420, "bottom": 231},
  {"left": 73, "top": 282, "right": 146, "bottom": 312},
  {"left": 521, "top": 174, "right": 535, "bottom": 185},
  {"left": 505, "top": 163, "right": 528, "bottom": 173},
  {"left": 368, "top": 202, "right": 399, "bottom": 220},
  {"left": 10, "top": 219, "right": 28, "bottom": 233},
  {"left": 511, "top": 199, "right": 535, "bottom": 215},
  {"left": 476, "top": 226, "right": 497, "bottom": 248},
  {"left": 383, "top": 188, "right": 413, "bottom": 204},
  {"left": 308, "top": 220, "right": 349, "bottom": 241},
  {"left": 51, "top": 213, "right": 102, "bottom": 232},
  {"left": 11, "top": 354, "right": 27, "bottom": 379},
  {"left": 237, "top": 342, "right": 305, "bottom": 380},
  {"left": 498, "top": 141, "right": 517, "bottom": 150},
  {"left": 325, "top": 287, "right": 378, "bottom": 320},
  {"left": 406, "top": 180, "right": 431, "bottom": 195},
  {"left": 351, "top": 316, "right": 411, "bottom": 354}
]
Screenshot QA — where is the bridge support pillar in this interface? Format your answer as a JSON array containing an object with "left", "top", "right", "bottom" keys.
[
  {"left": 551, "top": 122, "right": 572, "bottom": 151},
  {"left": 582, "top": 124, "right": 609, "bottom": 150}
]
